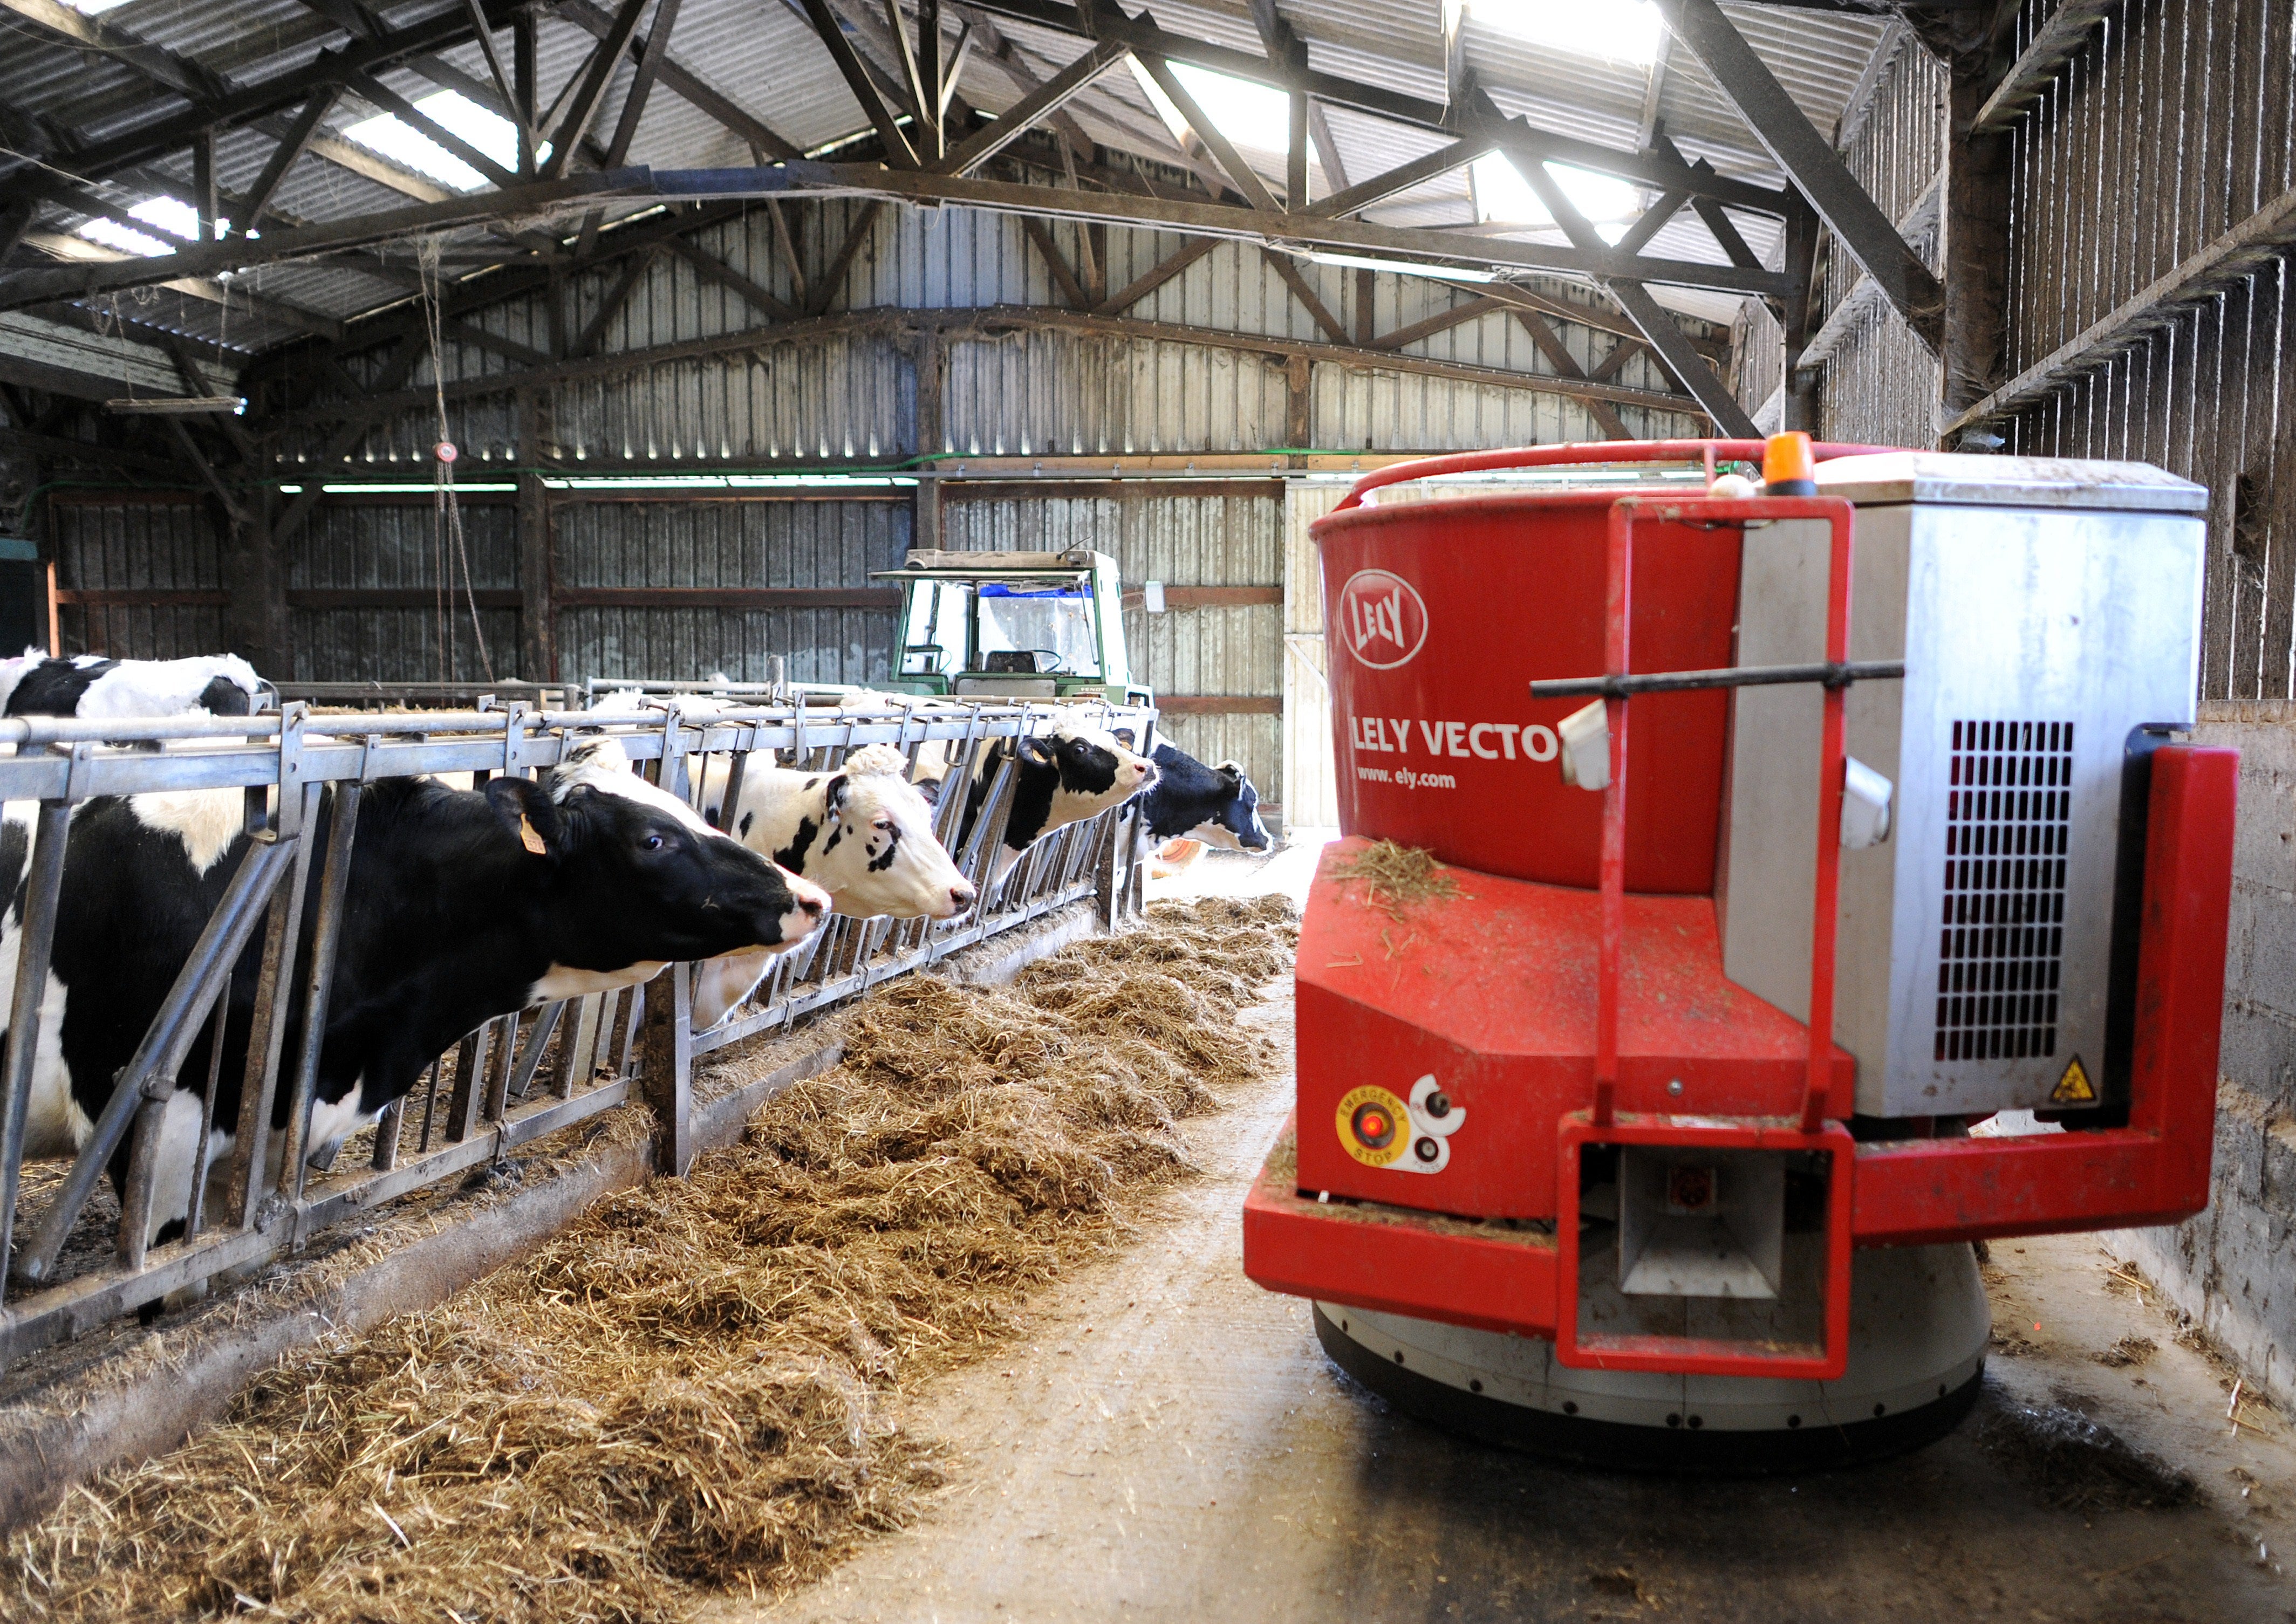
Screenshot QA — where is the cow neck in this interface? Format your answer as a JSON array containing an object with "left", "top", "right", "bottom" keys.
[{"left": 338, "top": 778, "right": 561, "bottom": 997}]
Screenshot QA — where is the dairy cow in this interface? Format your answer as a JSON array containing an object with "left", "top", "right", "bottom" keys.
[
  {"left": 12, "top": 737, "right": 829, "bottom": 1246},
  {"left": 1135, "top": 743, "right": 1272, "bottom": 852},
  {"left": 686, "top": 743, "right": 978, "bottom": 1027},
  {"left": 0, "top": 650, "right": 265, "bottom": 720},
  {"left": 962, "top": 714, "right": 1158, "bottom": 885}
]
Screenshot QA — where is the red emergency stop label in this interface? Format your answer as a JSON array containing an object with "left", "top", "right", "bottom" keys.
[{"left": 1337, "top": 570, "right": 1428, "bottom": 669}]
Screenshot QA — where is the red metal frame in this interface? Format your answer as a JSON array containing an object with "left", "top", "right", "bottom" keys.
[
  {"left": 1555, "top": 1113, "right": 1855, "bottom": 1379},
  {"left": 1244, "top": 743, "right": 2235, "bottom": 1341},
  {"left": 1588, "top": 496, "right": 1858, "bottom": 1136},
  {"left": 1331, "top": 440, "right": 1901, "bottom": 512}
]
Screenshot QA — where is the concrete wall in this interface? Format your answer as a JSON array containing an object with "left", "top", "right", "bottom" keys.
[{"left": 2113, "top": 704, "right": 2296, "bottom": 1404}]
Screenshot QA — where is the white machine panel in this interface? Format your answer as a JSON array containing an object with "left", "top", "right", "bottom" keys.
[{"left": 1720, "top": 453, "right": 2206, "bottom": 1119}]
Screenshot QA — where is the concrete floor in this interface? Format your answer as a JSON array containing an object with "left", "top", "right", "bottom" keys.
[{"left": 708, "top": 840, "right": 2296, "bottom": 1624}]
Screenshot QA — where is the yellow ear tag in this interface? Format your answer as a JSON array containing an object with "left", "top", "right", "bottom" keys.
[{"left": 518, "top": 814, "right": 548, "bottom": 855}]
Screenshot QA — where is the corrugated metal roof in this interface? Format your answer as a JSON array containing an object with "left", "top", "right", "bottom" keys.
[{"left": 1, "top": 0, "right": 1892, "bottom": 362}]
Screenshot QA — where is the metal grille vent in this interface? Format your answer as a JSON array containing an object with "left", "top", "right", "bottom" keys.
[{"left": 1935, "top": 719, "right": 2073, "bottom": 1063}]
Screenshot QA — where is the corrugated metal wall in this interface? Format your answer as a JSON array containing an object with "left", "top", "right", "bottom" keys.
[
  {"left": 942, "top": 484, "right": 1283, "bottom": 796},
  {"left": 1801, "top": 0, "right": 2296, "bottom": 705},
  {"left": 1809, "top": 30, "right": 1946, "bottom": 449},
  {"left": 50, "top": 496, "right": 224, "bottom": 660},
  {"left": 555, "top": 496, "right": 910, "bottom": 686},
  {"left": 288, "top": 498, "right": 520, "bottom": 683}
]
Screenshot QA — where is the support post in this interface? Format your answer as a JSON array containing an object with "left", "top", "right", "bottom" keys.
[
  {"left": 640, "top": 962, "right": 695, "bottom": 1175},
  {"left": 515, "top": 388, "right": 555, "bottom": 680},
  {"left": 222, "top": 485, "right": 286, "bottom": 673},
  {"left": 1780, "top": 196, "right": 1822, "bottom": 433},
  {"left": 1940, "top": 24, "right": 2018, "bottom": 435},
  {"left": 1284, "top": 351, "right": 1311, "bottom": 456}
]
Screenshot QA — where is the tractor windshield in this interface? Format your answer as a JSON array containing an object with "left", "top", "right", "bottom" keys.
[
  {"left": 899, "top": 580, "right": 972, "bottom": 677},
  {"left": 976, "top": 583, "right": 1100, "bottom": 676}
]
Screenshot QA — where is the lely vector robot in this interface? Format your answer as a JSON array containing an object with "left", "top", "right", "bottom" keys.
[{"left": 1244, "top": 437, "right": 2233, "bottom": 1467}]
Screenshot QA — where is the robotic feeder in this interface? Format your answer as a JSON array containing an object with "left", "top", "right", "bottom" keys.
[{"left": 1242, "top": 437, "right": 2234, "bottom": 1469}]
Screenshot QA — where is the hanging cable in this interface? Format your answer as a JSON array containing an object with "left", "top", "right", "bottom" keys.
[{"left": 418, "top": 236, "right": 495, "bottom": 684}]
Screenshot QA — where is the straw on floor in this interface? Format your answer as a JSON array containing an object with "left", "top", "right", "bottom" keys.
[{"left": 5, "top": 895, "right": 1297, "bottom": 1624}]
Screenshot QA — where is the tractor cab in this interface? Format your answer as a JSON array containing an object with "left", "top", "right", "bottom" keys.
[{"left": 873, "top": 548, "right": 1152, "bottom": 705}]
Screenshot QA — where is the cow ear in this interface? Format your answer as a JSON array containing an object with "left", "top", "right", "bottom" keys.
[
  {"left": 824, "top": 772, "right": 852, "bottom": 815},
  {"left": 1016, "top": 736, "right": 1055, "bottom": 767},
  {"left": 486, "top": 776, "right": 563, "bottom": 860},
  {"left": 1218, "top": 762, "right": 1243, "bottom": 784}
]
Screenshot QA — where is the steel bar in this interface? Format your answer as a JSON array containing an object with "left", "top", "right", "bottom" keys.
[
  {"left": 507, "top": 1001, "right": 564, "bottom": 1100},
  {"left": 1530, "top": 659, "right": 1905, "bottom": 699},
  {"left": 242, "top": 89, "right": 341, "bottom": 232},
  {"left": 184, "top": 995, "right": 230, "bottom": 1237},
  {"left": 936, "top": 35, "right": 1131, "bottom": 175},
  {"left": 278, "top": 781, "right": 362, "bottom": 1198},
  {"left": 543, "top": 0, "right": 655, "bottom": 177},
  {"left": 371, "top": 1094, "right": 406, "bottom": 1170},
  {"left": 651, "top": 165, "right": 1800, "bottom": 296},
  {"left": 225, "top": 741, "right": 319, "bottom": 1232},
  {"left": 443, "top": 1025, "right": 488, "bottom": 1143},
  {"left": 480, "top": 1009, "right": 519, "bottom": 1127},
  {"left": 1306, "top": 137, "right": 1491, "bottom": 219},
  {"left": 1651, "top": 0, "right": 1943, "bottom": 351},
  {"left": 801, "top": 0, "right": 921, "bottom": 165},
  {"left": 0, "top": 799, "right": 70, "bottom": 1304}
]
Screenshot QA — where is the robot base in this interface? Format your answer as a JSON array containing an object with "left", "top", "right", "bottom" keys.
[{"left": 1314, "top": 1243, "right": 1990, "bottom": 1474}]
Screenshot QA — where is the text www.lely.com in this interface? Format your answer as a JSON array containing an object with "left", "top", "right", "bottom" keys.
[{"left": 1354, "top": 764, "right": 1459, "bottom": 791}]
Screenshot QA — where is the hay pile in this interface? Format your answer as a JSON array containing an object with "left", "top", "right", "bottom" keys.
[
  {"left": 6, "top": 895, "right": 1296, "bottom": 1623},
  {"left": 1331, "top": 839, "right": 1466, "bottom": 918}
]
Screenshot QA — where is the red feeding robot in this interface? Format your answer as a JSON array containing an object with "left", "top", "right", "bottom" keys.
[{"left": 1243, "top": 437, "right": 2234, "bottom": 1467}]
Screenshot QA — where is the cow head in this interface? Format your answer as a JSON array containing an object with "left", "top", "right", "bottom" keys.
[
  {"left": 490, "top": 738, "right": 829, "bottom": 968},
  {"left": 816, "top": 744, "right": 977, "bottom": 919},
  {"left": 1195, "top": 760, "right": 1273, "bottom": 852},
  {"left": 1017, "top": 715, "right": 1158, "bottom": 829}
]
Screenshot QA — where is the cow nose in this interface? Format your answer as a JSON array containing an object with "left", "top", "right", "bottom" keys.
[
  {"left": 951, "top": 882, "right": 978, "bottom": 908},
  {"left": 797, "top": 893, "right": 825, "bottom": 918}
]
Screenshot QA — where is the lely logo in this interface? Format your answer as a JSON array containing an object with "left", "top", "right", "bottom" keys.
[{"left": 1338, "top": 569, "right": 1428, "bottom": 669}]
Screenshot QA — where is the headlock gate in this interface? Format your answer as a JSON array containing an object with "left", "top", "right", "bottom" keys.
[{"left": 0, "top": 696, "right": 1155, "bottom": 1364}]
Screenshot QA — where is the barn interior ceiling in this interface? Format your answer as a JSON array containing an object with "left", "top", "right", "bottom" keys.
[{"left": 0, "top": 0, "right": 1968, "bottom": 475}]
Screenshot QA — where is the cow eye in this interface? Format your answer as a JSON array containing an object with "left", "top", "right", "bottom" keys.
[{"left": 643, "top": 833, "right": 666, "bottom": 851}]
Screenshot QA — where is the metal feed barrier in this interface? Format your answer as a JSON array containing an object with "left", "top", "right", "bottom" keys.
[{"left": 0, "top": 696, "right": 1156, "bottom": 1366}]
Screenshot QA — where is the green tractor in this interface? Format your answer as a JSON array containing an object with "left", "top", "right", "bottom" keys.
[{"left": 874, "top": 548, "right": 1154, "bottom": 705}]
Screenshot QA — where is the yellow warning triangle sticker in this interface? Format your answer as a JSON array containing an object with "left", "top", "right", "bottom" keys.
[{"left": 2051, "top": 1055, "right": 2096, "bottom": 1106}]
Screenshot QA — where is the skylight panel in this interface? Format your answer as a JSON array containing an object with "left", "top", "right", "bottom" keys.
[
  {"left": 344, "top": 90, "right": 531, "bottom": 192},
  {"left": 1468, "top": 0, "right": 1665, "bottom": 65},
  {"left": 1471, "top": 153, "right": 1642, "bottom": 241},
  {"left": 62, "top": 0, "right": 133, "bottom": 14},
  {"left": 1165, "top": 63, "right": 1292, "bottom": 155},
  {"left": 1304, "top": 251, "right": 1495, "bottom": 285},
  {"left": 74, "top": 195, "right": 219, "bottom": 257}
]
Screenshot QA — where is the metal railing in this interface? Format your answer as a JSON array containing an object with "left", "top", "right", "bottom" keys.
[{"left": 0, "top": 694, "right": 1155, "bottom": 1365}]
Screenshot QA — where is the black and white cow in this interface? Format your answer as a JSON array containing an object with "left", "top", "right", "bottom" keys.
[
  {"left": 687, "top": 743, "right": 978, "bottom": 1027},
  {"left": 0, "top": 649, "right": 264, "bottom": 720},
  {"left": 1135, "top": 742, "right": 1272, "bottom": 852},
  {"left": 962, "top": 714, "right": 1158, "bottom": 885},
  {"left": 12, "top": 736, "right": 830, "bottom": 1246}
]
